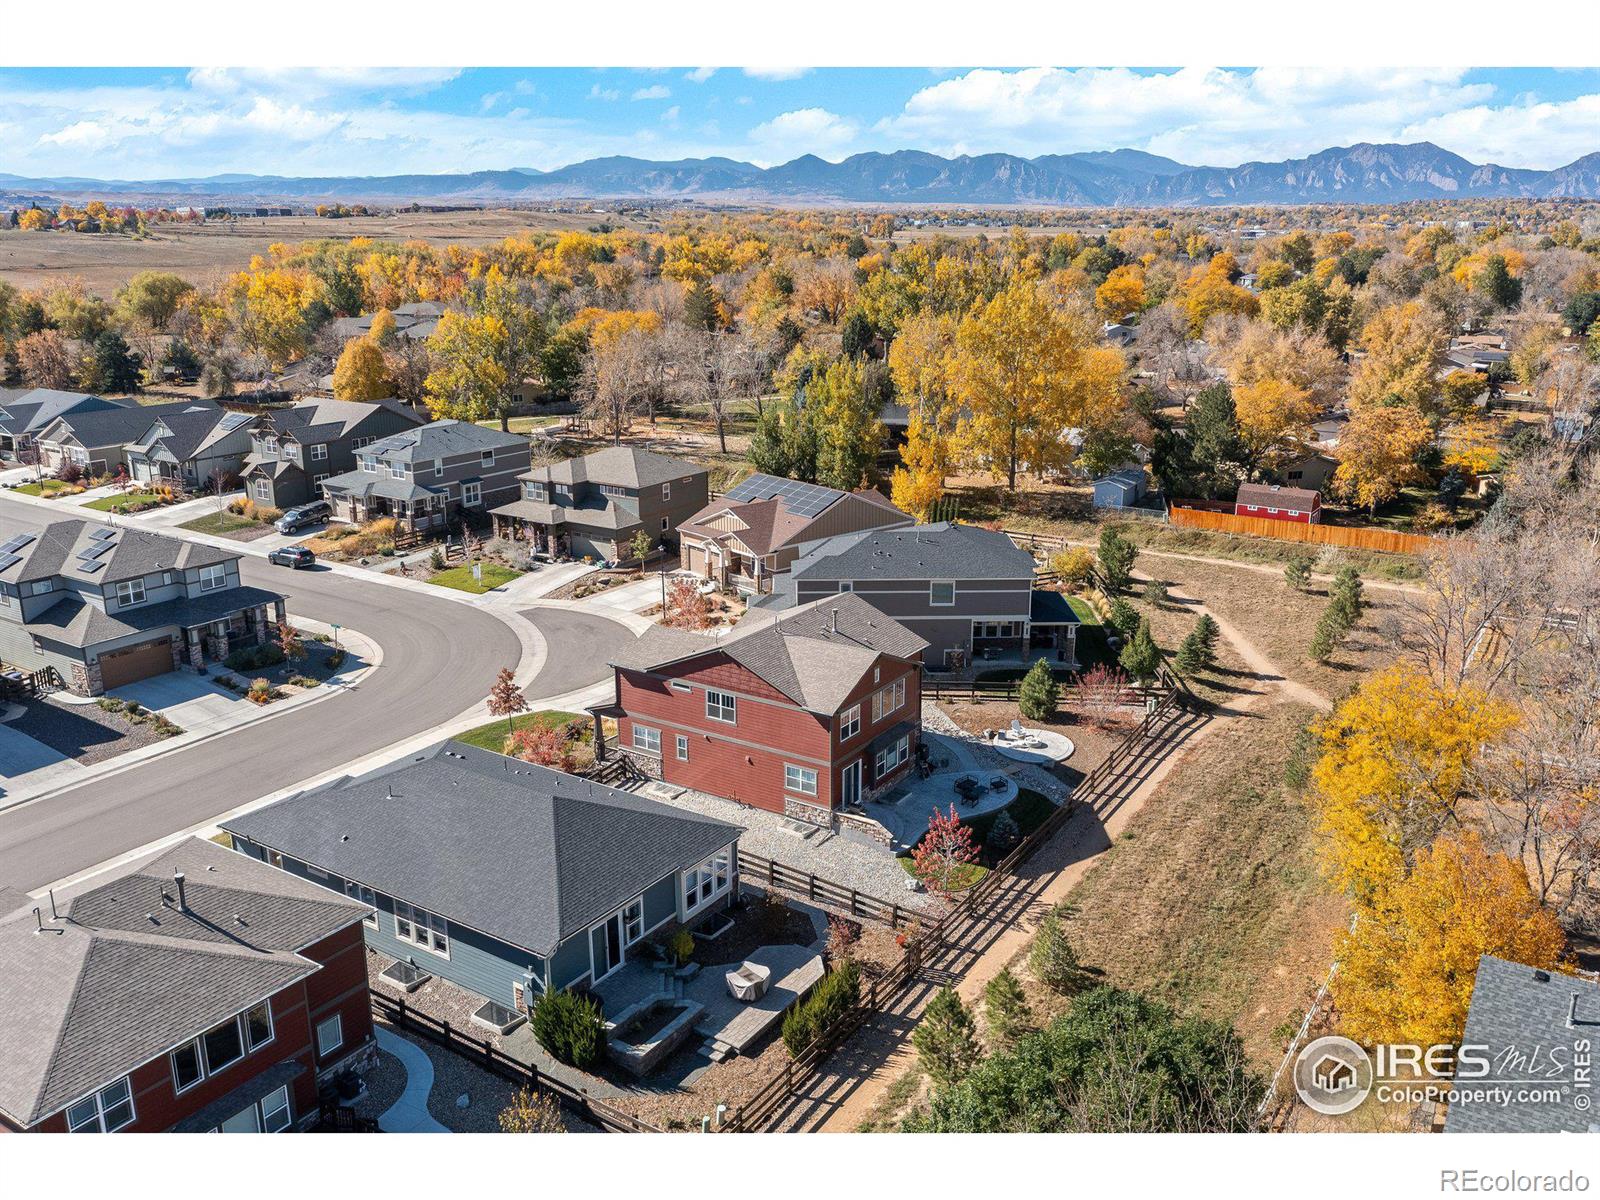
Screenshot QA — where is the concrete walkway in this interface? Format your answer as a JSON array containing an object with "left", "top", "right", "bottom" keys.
[{"left": 374, "top": 1027, "right": 449, "bottom": 1133}]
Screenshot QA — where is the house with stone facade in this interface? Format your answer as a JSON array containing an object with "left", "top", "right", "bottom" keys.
[
  {"left": 34, "top": 400, "right": 223, "bottom": 479},
  {"left": 0, "top": 837, "right": 374, "bottom": 1133},
  {"left": 0, "top": 520, "right": 285, "bottom": 694},
  {"left": 593, "top": 592, "right": 927, "bottom": 827}
]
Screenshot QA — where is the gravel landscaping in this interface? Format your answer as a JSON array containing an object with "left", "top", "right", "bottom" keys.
[
  {"left": 350, "top": 1048, "right": 407, "bottom": 1122},
  {"left": 7, "top": 695, "right": 169, "bottom": 764}
]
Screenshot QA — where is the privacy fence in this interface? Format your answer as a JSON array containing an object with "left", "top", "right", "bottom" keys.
[{"left": 1168, "top": 505, "right": 1436, "bottom": 556}]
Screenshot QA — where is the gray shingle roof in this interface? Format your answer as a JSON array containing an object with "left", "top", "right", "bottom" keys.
[
  {"left": 27, "top": 584, "right": 285, "bottom": 650},
  {"left": 361, "top": 419, "right": 527, "bottom": 462},
  {"left": 222, "top": 741, "right": 742, "bottom": 959},
  {"left": 262, "top": 396, "right": 423, "bottom": 442},
  {"left": 1236, "top": 481, "right": 1320, "bottom": 509},
  {"left": 42, "top": 400, "right": 220, "bottom": 450},
  {"left": 1444, "top": 955, "right": 1600, "bottom": 1134},
  {"left": 521, "top": 446, "right": 706, "bottom": 490},
  {"left": 787, "top": 522, "right": 1035, "bottom": 583},
  {"left": 0, "top": 390, "right": 125, "bottom": 437},
  {"left": 0, "top": 838, "right": 368, "bottom": 1127},
  {"left": 614, "top": 591, "right": 927, "bottom": 715},
  {"left": 2, "top": 518, "right": 238, "bottom": 587}
]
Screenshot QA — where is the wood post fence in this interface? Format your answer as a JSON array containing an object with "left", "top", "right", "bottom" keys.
[{"left": 721, "top": 681, "right": 1190, "bottom": 1132}]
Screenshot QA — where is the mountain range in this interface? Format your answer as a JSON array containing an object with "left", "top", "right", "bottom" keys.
[{"left": 3, "top": 142, "right": 1598, "bottom": 208}]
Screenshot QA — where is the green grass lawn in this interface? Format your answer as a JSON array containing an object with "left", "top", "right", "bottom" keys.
[
  {"left": 1066, "top": 595, "right": 1100, "bottom": 624},
  {"left": 14, "top": 478, "right": 74, "bottom": 496},
  {"left": 454, "top": 710, "right": 586, "bottom": 753},
  {"left": 427, "top": 561, "right": 523, "bottom": 594},
  {"left": 82, "top": 490, "right": 166, "bottom": 513},
  {"left": 477, "top": 414, "right": 561, "bottom": 434},
  {"left": 180, "top": 509, "right": 267, "bottom": 535}
]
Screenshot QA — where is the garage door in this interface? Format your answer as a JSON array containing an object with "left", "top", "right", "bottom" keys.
[{"left": 98, "top": 637, "right": 174, "bottom": 689}]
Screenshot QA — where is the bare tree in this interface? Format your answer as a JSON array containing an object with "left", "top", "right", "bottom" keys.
[{"left": 580, "top": 327, "right": 647, "bottom": 444}]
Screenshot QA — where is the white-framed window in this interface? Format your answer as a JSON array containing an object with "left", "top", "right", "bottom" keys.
[
  {"left": 784, "top": 764, "right": 818, "bottom": 796},
  {"left": 67, "top": 1077, "right": 135, "bottom": 1133},
  {"left": 314, "top": 474, "right": 328, "bottom": 487},
  {"left": 171, "top": 997, "right": 275, "bottom": 1094},
  {"left": 481, "top": 449, "right": 495, "bottom": 467},
  {"left": 394, "top": 901, "right": 450, "bottom": 957},
  {"left": 683, "top": 850, "right": 731, "bottom": 915},
  {"left": 115, "top": 579, "right": 145, "bottom": 606},
  {"left": 676, "top": 734, "right": 689, "bottom": 761},
  {"left": 875, "top": 734, "right": 910, "bottom": 779},
  {"left": 839, "top": 705, "right": 860, "bottom": 741},
  {"left": 244, "top": 1000, "right": 275, "bottom": 1052},
  {"left": 871, "top": 677, "right": 906, "bottom": 722},
  {"left": 623, "top": 897, "right": 645, "bottom": 944},
  {"left": 388, "top": 462, "right": 405, "bottom": 479},
  {"left": 285, "top": 443, "right": 301, "bottom": 462},
  {"left": 315, "top": 1013, "right": 344, "bottom": 1058},
  {"left": 631, "top": 724, "right": 661, "bottom": 754},
  {"left": 524, "top": 482, "right": 543, "bottom": 500},
  {"left": 434, "top": 459, "right": 444, "bottom": 478},
  {"left": 930, "top": 581, "right": 956, "bottom": 606},
  {"left": 838, "top": 581, "right": 853, "bottom": 593},
  {"left": 661, "top": 482, "right": 671, "bottom": 501},
  {"left": 253, "top": 478, "right": 271, "bottom": 501},
  {"left": 358, "top": 455, "right": 377, "bottom": 472},
  {"left": 309, "top": 442, "right": 327, "bottom": 461},
  {"left": 345, "top": 879, "right": 378, "bottom": 927},
  {"left": 198, "top": 564, "right": 227, "bottom": 592},
  {"left": 706, "top": 689, "right": 736, "bottom": 724},
  {"left": 463, "top": 481, "right": 482, "bottom": 507},
  {"left": 260, "top": 1085, "right": 291, "bottom": 1132}
]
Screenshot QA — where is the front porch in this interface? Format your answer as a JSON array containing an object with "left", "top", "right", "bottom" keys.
[
  {"left": 329, "top": 491, "right": 447, "bottom": 533},
  {"left": 180, "top": 595, "right": 289, "bottom": 671}
]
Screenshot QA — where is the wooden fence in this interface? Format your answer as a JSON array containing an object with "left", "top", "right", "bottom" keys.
[
  {"left": 1168, "top": 505, "right": 1436, "bottom": 556},
  {"left": 371, "top": 991, "right": 662, "bottom": 1133},
  {"left": 738, "top": 851, "right": 919, "bottom": 928},
  {"left": 722, "top": 681, "right": 1191, "bottom": 1132}
]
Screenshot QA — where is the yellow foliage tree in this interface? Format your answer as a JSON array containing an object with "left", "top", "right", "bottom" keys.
[
  {"left": 1233, "top": 377, "right": 1319, "bottom": 469},
  {"left": 332, "top": 337, "right": 393, "bottom": 402},
  {"left": 1333, "top": 404, "right": 1434, "bottom": 515},
  {"left": 1178, "top": 255, "right": 1259, "bottom": 336},
  {"left": 1333, "top": 830, "right": 1565, "bottom": 1048},
  {"left": 367, "top": 308, "right": 398, "bottom": 347},
  {"left": 1348, "top": 302, "right": 1445, "bottom": 416},
  {"left": 1442, "top": 418, "right": 1499, "bottom": 478},
  {"left": 948, "top": 280, "right": 1125, "bottom": 489},
  {"left": 1094, "top": 265, "right": 1145, "bottom": 321},
  {"left": 1312, "top": 662, "right": 1518, "bottom": 904},
  {"left": 424, "top": 311, "right": 509, "bottom": 423}
]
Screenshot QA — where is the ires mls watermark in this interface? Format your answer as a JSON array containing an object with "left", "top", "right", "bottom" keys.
[{"left": 1292, "top": 1034, "right": 1594, "bottom": 1118}]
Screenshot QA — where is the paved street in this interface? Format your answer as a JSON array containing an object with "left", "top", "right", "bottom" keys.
[
  {"left": 517, "top": 606, "right": 639, "bottom": 696},
  {"left": 0, "top": 494, "right": 524, "bottom": 890}
]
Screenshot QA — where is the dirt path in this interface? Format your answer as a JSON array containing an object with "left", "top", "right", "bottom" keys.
[
  {"left": 811, "top": 587, "right": 1314, "bottom": 1132},
  {"left": 1056, "top": 535, "right": 1426, "bottom": 596}
]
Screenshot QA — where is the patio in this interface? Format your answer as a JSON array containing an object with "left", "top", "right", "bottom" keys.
[{"left": 857, "top": 730, "right": 1019, "bottom": 850}]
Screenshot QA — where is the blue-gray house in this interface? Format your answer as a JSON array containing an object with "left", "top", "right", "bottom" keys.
[{"left": 221, "top": 741, "right": 743, "bottom": 1014}]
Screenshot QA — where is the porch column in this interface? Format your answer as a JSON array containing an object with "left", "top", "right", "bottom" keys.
[
  {"left": 186, "top": 627, "right": 205, "bottom": 670},
  {"left": 590, "top": 710, "right": 608, "bottom": 762}
]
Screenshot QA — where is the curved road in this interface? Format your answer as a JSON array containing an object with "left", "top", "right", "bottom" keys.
[{"left": 0, "top": 498, "right": 522, "bottom": 890}]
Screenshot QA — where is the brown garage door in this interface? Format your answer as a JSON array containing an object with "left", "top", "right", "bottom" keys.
[{"left": 98, "top": 637, "right": 173, "bottom": 690}]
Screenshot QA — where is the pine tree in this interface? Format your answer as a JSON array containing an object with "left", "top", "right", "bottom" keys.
[
  {"left": 1329, "top": 566, "right": 1364, "bottom": 630},
  {"left": 1309, "top": 607, "right": 1341, "bottom": 663},
  {"left": 1097, "top": 526, "right": 1137, "bottom": 593},
  {"left": 1194, "top": 613, "right": 1220, "bottom": 659},
  {"left": 983, "top": 968, "right": 1034, "bottom": 1053},
  {"left": 1018, "top": 658, "right": 1060, "bottom": 722},
  {"left": 912, "top": 986, "right": 983, "bottom": 1090},
  {"left": 1284, "top": 554, "right": 1313, "bottom": 591},
  {"left": 1174, "top": 626, "right": 1207, "bottom": 677},
  {"left": 1107, "top": 597, "right": 1140, "bottom": 638},
  {"left": 1119, "top": 616, "right": 1161, "bottom": 682},
  {"left": 1143, "top": 579, "right": 1168, "bottom": 607},
  {"left": 1029, "top": 903, "right": 1091, "bottom": 994}
]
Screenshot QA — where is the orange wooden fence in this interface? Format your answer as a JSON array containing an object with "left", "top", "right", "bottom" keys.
[{"left": 1168, "top": 505, "right": 1437, "bottom": 556}]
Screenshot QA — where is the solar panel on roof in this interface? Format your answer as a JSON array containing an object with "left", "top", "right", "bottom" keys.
[
  {"left": 88, "top": 527, "right": 116, "bottom": 541},
  {"left": 724, "top": 473, "right": 839, "bottom": 518},
  {"left": 80, "top": 560, "right": 106, "bottom": 574},
  {"left": 0, "top": 532, "right": 37, "bottom": 553},
  {"left": 78, "top": 541, "right": 113, "bottom": 561},
  {"left": 0, "top": 553, "right": 20, "bottom": 573}
]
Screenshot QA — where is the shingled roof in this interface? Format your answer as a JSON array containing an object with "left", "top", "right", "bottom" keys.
[
  {"left": 521, "top": 445, "right": 705, "bottom": 490},
  {"left": 221, "top": 741, "right": 742, "bottom": 960},
  {"left": 786, "top": 522, "right": 1036, "bottom": 582},
  {"left": 0, "top": 518, "right": 238, "bottom": 587},
  {"left": 0, "top": 838, "right": 369, "bottom": 1128},
  {"left": 613, "top": 591, "right": 927, "bottom": 715}
]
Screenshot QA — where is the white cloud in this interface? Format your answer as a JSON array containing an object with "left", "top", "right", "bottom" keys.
[
  {"left": 631, "top": 85, "right": 672, "bottom": 101},
  {"left": 588, "top": 84, "right": 620, "bottom": 102},
  {"left": 1399, "top": 93, "right": 1600, "bottom": 168},
  {"left": 660, "top": 106, "right": 681, "bottom": 127},
  {"left": 747, "top": 107, "right": 860, "bottom": 164},
  {"left": 743, "top": 68, "right": 810, "bottom": 82},
  {"left": 185, "top": 68, "right": 459, "bottom": 100},
  {"left": 685, "top": 67, "right": 716, "bottom": 84}
]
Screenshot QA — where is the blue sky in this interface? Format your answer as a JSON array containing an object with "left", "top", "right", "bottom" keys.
[{"left": 0, "top": 67, "right": 1596, "bottom": 179}]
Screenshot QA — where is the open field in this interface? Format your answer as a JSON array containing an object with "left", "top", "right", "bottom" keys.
[{"left": 0, "top": 208, "right": 643, "bottom": 295}]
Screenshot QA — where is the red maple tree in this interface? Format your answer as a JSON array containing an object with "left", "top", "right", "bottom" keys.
[{"left": 911, "top": 805, "right": 980, "bottom": 900}]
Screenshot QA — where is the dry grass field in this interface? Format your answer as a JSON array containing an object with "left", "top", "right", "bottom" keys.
[{"left": 0, "top": 208, "right": 647, "bottom": 295}]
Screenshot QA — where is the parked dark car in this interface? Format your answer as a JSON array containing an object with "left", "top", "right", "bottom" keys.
[
  {"left": 275, "top": 501, "right": 330, "bottom": 534},
  {"left": 267, "top": 546, "right": 316, "bottom": 569}
]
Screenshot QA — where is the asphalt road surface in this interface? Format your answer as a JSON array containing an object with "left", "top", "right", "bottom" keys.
[
  {"left": 518, "top": 607, "right": 639, "bottom": 696},
  {"left": 0, "top": 496, "right": 523, "bottom": 890}
]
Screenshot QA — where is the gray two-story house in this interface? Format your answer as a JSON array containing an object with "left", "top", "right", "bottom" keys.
[
  {"left": 317, "top": 420, "right": 530, "bottom": 531},
  {"left": 124, "top": 407, "right": 257, "bottom": 489},
  {"left": 748, "top": 522, "right": 1079, "bottom": 672},
  {"left": 489, "top": 446, "right": 710, "bottom": 563},
  {"left": 0, "top": 390, "right": 127, "bottom": 462},
  {"left": 241, "top": 396, "right": 426, "bottom": 511},
  {"left": 222, "top": 740, "right": 743, "bottom": 1014},
  {"left": 35, "top": 400, "right": 220, "bottom": 478},
  {"left": 0, "top": 520, "right": 286, "bottom": 694}
]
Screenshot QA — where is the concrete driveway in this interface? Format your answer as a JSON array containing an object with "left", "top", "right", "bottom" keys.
[
  {"left": 106, "top": 673, "right": 248, "bottom": 737},
  {"left": 0, "top": 721, "right": 84, "bottom": 799}
]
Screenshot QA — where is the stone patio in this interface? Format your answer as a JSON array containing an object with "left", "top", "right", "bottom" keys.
[{"left": 858, "top": 731, "right": 1019, "bottom": 850}]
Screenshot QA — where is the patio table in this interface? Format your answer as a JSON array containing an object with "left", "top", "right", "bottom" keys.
[{"left": 725, "top": 961, "right": 772, "bottom": 1002}]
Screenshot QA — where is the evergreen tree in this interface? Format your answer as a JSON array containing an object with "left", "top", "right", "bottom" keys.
[
  {"left": 1143, "top": 579, "right": 1168, "bottom": 607},
  {"left": 1174, "top": 626, "right": 1207, "bottom": 677},
  {"left": 912, "top": 986, "right": 983, "bottom": 1091},
  {"left": 1018, "top": 658, "right": 1060, "bottom": 722},
  {"left": 982, "top": 968, "right": 1034, "bottom": 1053},
  {"left": 1330, "top": 566, "right": 1365, "bottom": 630},
  {"left": 1309, "top": 605, "right": 1342, "bottom": 663},
  {"left": 1097, "top": 525, "right": 1137, "bottom": 593},
  {"left": 1284, "top": 554, "right": 1313, "bottom": 591},
  {"left": 1437, "top": 467, "right": 1467, "bottom": 513},
  {"left": 1479, "top": 255, "right": 1522, "bottom": 310},
  {"left": 1029, "top": 903, "right": 1092, "bottom": 994},
  {"left": 1194, "top": 613, "right": 1220, "bottom": 657},
  {"left": 683, "top": 280, "right": 723, "bottom": 331},
  {"left": 1119, "top": 616, "right": 1161, "bottom": 682},
  {"left": 840, "top": 309, "right": 874, "bottom": 358},
  {"left": 82, "top": 330, "right": 142, "bottom": 393},
  {"left": 1107, "top": 597, "right": 1140, "bottom": 638},
  {"left": 1184, "top": 382, "right": 1246, "bottom": 499}
]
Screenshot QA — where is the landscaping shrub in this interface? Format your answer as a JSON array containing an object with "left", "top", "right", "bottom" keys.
[
  {"left": 529, "top": 989, "right": 606, "bottom": 1070},
  {"left": 326, "top": 650, "right": 347, "bottom": 672},
  {"left": 1018, "top": 657, "right": 1060, "bottom": 721},
  {"left": 224, "top": 644, "right": 286, "bottom": 672},
  {"left": 247, "top": 677, "right": 274, "bottom": 705},
  {"left": 1029, "top": 902, "right": 1093, "bottom": 994},
  {"left": 986, "top": 810, "right": 1022, "bottom": 855},
  {"left": 667, "top": 927, "right": 695, "bottom": 965},
  {"left": 912, "top": 986, "right": 983, "bottom": 1090},
  {"left": 781, "top": 959, "right": 861, "bottom": 1057}
]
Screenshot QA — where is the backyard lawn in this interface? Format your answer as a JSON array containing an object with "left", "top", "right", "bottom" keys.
[
  {"left": 428, "top": 562, "right": 523, "bottom": 593},
  {"left": 82, "top": 489, "right": 167, "bottom": 513}
]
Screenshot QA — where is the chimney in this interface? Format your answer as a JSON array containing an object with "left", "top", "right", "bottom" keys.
[{"left": 174, "top": 871, "right": 187, "bottom": 911}]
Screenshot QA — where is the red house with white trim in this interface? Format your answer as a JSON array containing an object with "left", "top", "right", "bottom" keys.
[
  {"left": 1234, "top": 482, "right": 1322, "bottom": 525},
  {"left": 595, "top": 592, "right": 928, "bottom": 827},
  {"left": 0, "top": 838, "right": 374, "bottom": 1134}
]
